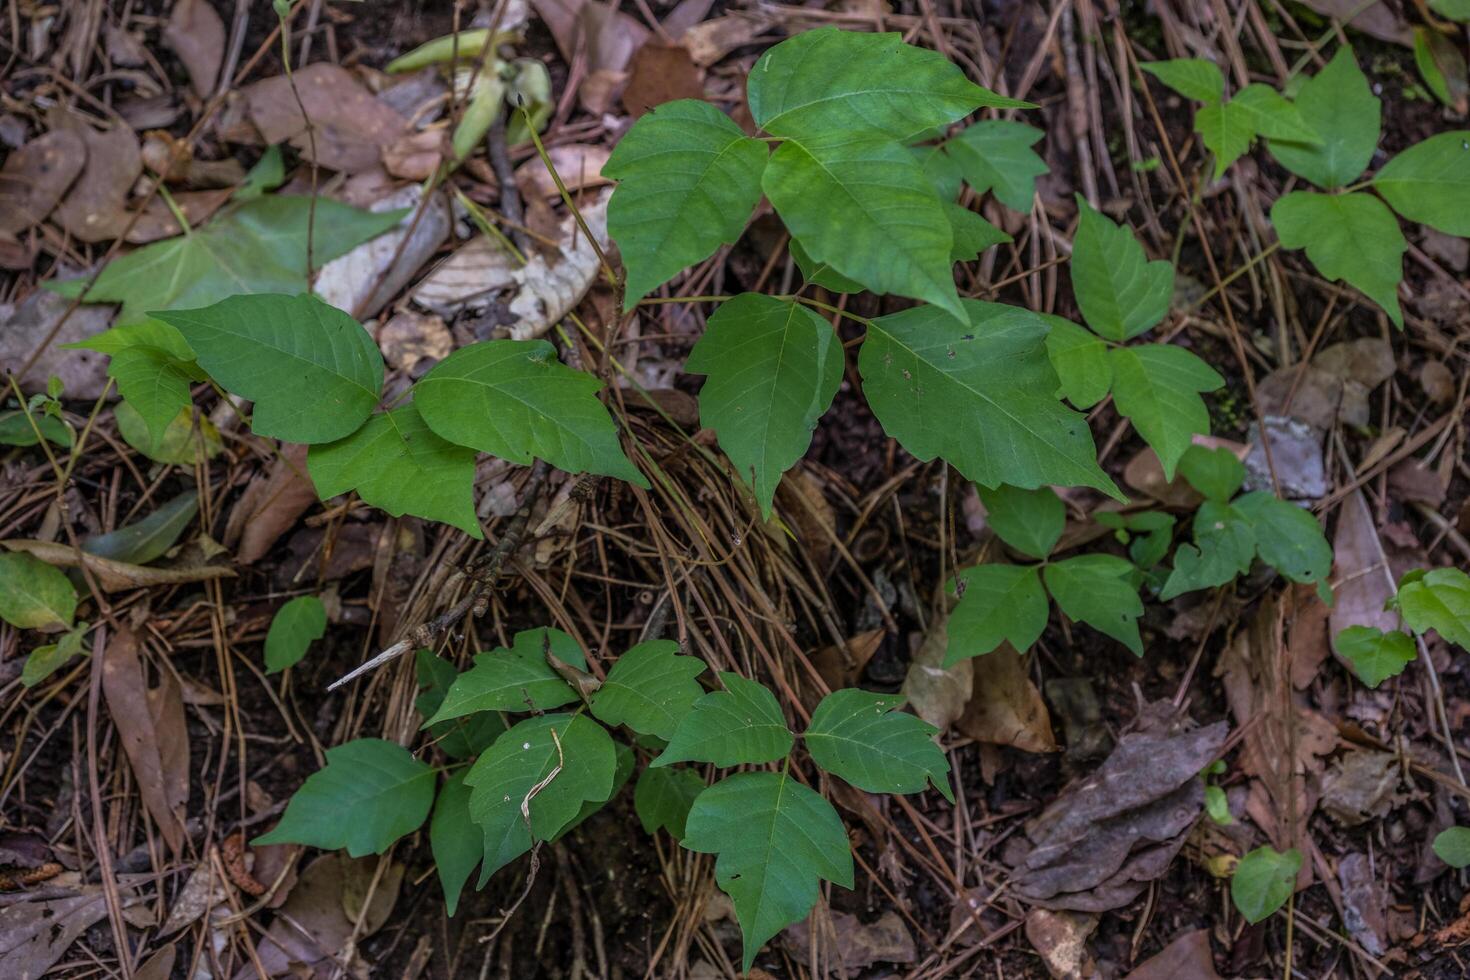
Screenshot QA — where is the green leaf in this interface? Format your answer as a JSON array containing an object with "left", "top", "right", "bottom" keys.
[
  {"left": 590, "top": 640, "right": 707, "bottom": 740},
  {"left": 155, "top": 293, "right": 384, "bottom": 444},
  {"left": 253, "top": 739, "right": 435, "bottom": 857},
  {"left": 1043, "top": 554, "right": 1144, "bottom": 655},
  {"left": 1434, "top": 827, "right": 1470, "bottom": 868},
  {"left": 1231, "top": 845, "right": 1301, "bottom": 924},
  {"left": 685, "top": 295, "right": 842, "bottom": 518},
  {"left": 1070, "top": 198, "right": 1173, "bottom": 342},
  {"left": 652, "top": 671, "right": 792, "bottom": 768},
  {"left": 804, "top": 689, "right": 952, "bottom": 801},
  {"left": 946, "top": 120, "right": 1048, "bottom": 212},
  {"left": 22, "top": 622, "right": 89, "bottom": 688},
  {"left": 308, "top": 403, "right": 481, "bottom": 537},
  {"left": 1042, "top": 314, "right": 1112, "bottom": 409},
  {"left": 0, "top": 552, "right": 77, "bottom": 630},
  {"left": 555, "top": 740, "right": 636, "bottom": 839},
  {"left": 944, "top": 564, "right": 1049, "bottom": 663},
  {"left": 790, "top": 238, "right": 865, "bottom": 293},
  {"left": 47, "top": 196, "right": 405, "bottom": 325},
  {"left": 1178, "top": 445, "right": 1245, "bottom": 503},
  {"left": 1204, "top": 784, "right": 1232, "bottom": 824},
  {"left": 415, "top": 339, "right": 646, "bottom": 486},
  {"left": 1229, "top": 84, "right": 1319, "bottom": 143},
  {"left": 70, "top": 317, "right": 195, "bottom": 360},
  {"left": 604, "top": 100, "right": 768, "bottom": 306},
  {"left": 763, "top": 136, "right": 963, "bottom": 322},
  {"left": 1335, "top": 626, "right": 1416, "bottom": 688},
  {"left": 0, "top": 410, "right": 72, "bottom": 448},
  {"left": 464, "top": 714, "right": 616, "bottom": 883},
  {"left": 634, "top": 765, "right": 705, "bottom": 840},
  {"left": 1233, "top": 491, "right": 1333, "bottom": 592},
  {"left": 946, "top": 204, "right": 1011, "bottom": 262},
  {"left": 264, "top": 595, "right": 327, "bottom": 674},
  {"left": 81, "top": 490, "right": 198, "bottom": 565},
  {"left": 1268, "top": 47, "right": 1379, "bottom": 189},
  {"left": 1140, "top": 59, "right": 1225, "bottom": 103},
  {"left": 115, "top": 403, "right": 222, "bottom": 465},
  {"left": 682, "top": 771, "right": 854, "bottom": 972},
  {"left": 978, "top": 483, "right": 1064, "bottom": 560},
  {"left": 913, "top": 144, "right": 964, "bottom": 200},
  {"left": 1271, "top": 191, "right": 1405, "bottom": 326},
  {"left": 429, "top": 771, "right": 480, "bottom": 916},
  {"left": 1109, "top": 344, "right": 1224, "bottom": 480},
  {"left": 1431, "top": 0, "right": 1470, "bottom": 21},
  {"left": 424, "top": 627, "right": 586, "bottom": 724},
  {"left": 860, "top": 302, "right": 1120, "bottom": 498},
  {"left": 415, "top": 650, "right": 505, "bottom": 760},
  {"left": 1398, "top": 567, "right": 1470, "bottom": 648},
  {"left": 1195, "top": 100, "right": 1254, "bottom": 179},
  {"left": 236, "top": 145, "right": 285, "bottom": 200},
  {"left": 1372, "top": 131, "right": 1470, "bottom": 237},
  {"left": 1159, "top": 501, "right": 1256, "bottom": 600},
  {"left": 747, "top": 27, "right": 1021, "bottom": 141},
  {"left": 106, "top": 346, "right": 198, "bottom": 448}
]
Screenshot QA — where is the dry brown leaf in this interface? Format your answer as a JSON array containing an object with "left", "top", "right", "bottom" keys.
[
  {"left": 776, "top": 465, "right": 836, "bottom": 571},
  {"left": 0, "top": 131, "right": 85, "bottom": 235},
  {"left": 162, "top": 861, "right": 229, "bottom": 934},
  {"left": 126, "top": 188, "right": 234, "bottom": 244},
  {"left": 1009, "top": 701, "right": 1227, "bottom": 912},
  {"left": 383, "top": 128, "right": 450, "bottom": 181},
  {"left": 1218, "top": 597, "right": 1336, "bottom": 850},
  {"left": 1337, "top": 852, "right": 1388, "bottom": 956},
  {"left": 135, "top": 943, "right": 178, "bottom": 980},
  {"left": 0, "top": 285, "right": 115, "bottom": 399},
  {"left": 1286, "top": 583, "right": 1331, "bottom": 690},
  {"left": 47, "top": 111, "right": 142, "bottom": 243},
  {"left": 1024, "top": 908, "right": 1098, "bottom": 979},
  {"left": 682, "top": 12, "right": 777, "bottom": 67},
  {"left": 901, "top": 614, "right": 972, "bottom": 730},
  {"left": 623, "top": 42, "right": 705, "bottom": 116},
  {"left": 378, "top": 310, "right": 453, "bottom": 373},
  {"left": 1122, "top": 929, "right": 1220, "bottom": 980},
  {"left": 244, "top": 63, "right": 409, "bottom": 173},
  {"left": 811, "top": 629, "right": 884, "bottom": 692},
  {"left": 0, "top": 889, "right": 121, "bottom": 978},
  {"left": 225, "top": 444, "right": 317, "bottom": 565},
  {"left": 2, "top": 539, "right": 235, "bottom": 591},
  {"left": 163, "top": 0, "right": 226, "bottom": 98},
  {"left": 513, "top": 144, "right": 611, "bottom": 197},
  {"left": 412, "top": 189, "right": 612, "bottom": 339},
  {"left": 102, "top": 625, "right": 190, "bottom": 854},
  {"left": 956, "top": 643, "right": 1056, "bottom": 753},
  {"left": 1328, "top": 489, "right": 1399, "bottom": 658},
  {"left": 783, "top": 909, "right": 917, "bottom": 974},
  {"left": 248, "top": 854, "right": 403, "bottom": 978},
  {"left": 1319, "top": 749, "right": 1401, "bottom": 827},
  {"left": 314, "top": 184, "right": 451, "bottom": 319},
  {"left": 1295, "top": 0, "right": 1411, "bottom": 46}
]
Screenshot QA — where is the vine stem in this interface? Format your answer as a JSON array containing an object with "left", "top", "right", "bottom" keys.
[{"left": 324, "top": 460, "right": 551, "bottom": 691}]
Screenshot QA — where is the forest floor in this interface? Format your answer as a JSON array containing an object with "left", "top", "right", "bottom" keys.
[{"left": 3, "top": 0, "right": 1470, "bottom": 978}]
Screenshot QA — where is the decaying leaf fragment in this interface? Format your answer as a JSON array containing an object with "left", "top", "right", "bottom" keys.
[{"left": 1009, "top": 700, "right": 1227, "bottom": 912}]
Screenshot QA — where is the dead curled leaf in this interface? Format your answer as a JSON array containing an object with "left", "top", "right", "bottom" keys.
[
  {"left": 956, "top": 643, "right": 1056, "bottom": 753},
  {"left": 1, "top": 539, "right": 235, "bottom": 592},
  {"left": 246, "top": 854, "right": 403, "bottom": 978},
  {"left": 244, "top": 63, "right": 409, "bottom": 173},
  {"left": 163, "top": 0, "right": 226, "bottom": 98},
  {"left": 1328, "top": 489, "right": 1399, "bottom": 662},
  {"left": 102, "top": 625, "right": 191, "bottom": 855},
  {"left": 412, "top": 189, "right": 612, "bottom": 340},
  {"left": 223, "top": 443, "right": 317, "bottom": 565},
  {"left": 0, "top": 130, "right": 85, "bottom": 235},
  {"left": 901, "top": 613, "right": 972, "bottom": 731},
  {"left": 0, "top": 887, "right": 140, "bottom": 979},
  {"left": 1009, "top": 701, "right": 1227, "bottom": 912},
  {"left": 1122, "top": 929, "right": 1221, "bottom": 980},
  {"left": 782, "top": 909, "right": 916, "bottom": 973},
  {"left": 47, "top": 110, "right": 142, "bottom": 243}
]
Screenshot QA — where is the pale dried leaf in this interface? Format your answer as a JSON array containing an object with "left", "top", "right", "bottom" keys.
[
  {"left": 957, "top": 643, "right": 1056, "bottom": 753},
  {"left": 244, "top": 64, "right": 408, "bottom": 173},
  {"left": 163, "top": 0, "right": 225, "bottom": 98},
  {"left": 1123, "top": 929, "right": 1220, "bottom": 980},
  {"left": 0, "top": 130, "right": 85, "bottom": 235},
  {"left": 901, "top": 614, "right": 972, "bottom": 730},
  {"left": 513, "top": 144, "right": 611, "bottom": 198},
  {"left": 225, "top": 444, "right": 317, "bottom": 565},
  {"left": 47, "top": 111, "right": 142, "bottom": 243},
  {"left": 1024, "top": 908, "right": 1098, "bottom": 979},
  {"left": 314, "top": 184, "right": 452, "bottom": 319},
  {"left": 2, "top": 539, "right": 235, "bottom": 592},
  {"left": 1329, "top": 489, "right": 1399, "bottom": 655}
]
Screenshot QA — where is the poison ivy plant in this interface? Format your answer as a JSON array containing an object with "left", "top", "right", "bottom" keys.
[
  {"left": 684, "top": 294, "right": 843, "bottom": 517},
  {"left": 652, "top": 671, "right": 795, "bottom": 767},
  {"left": 21, "top": 621, "right": 90, "bottom": 688},
  {"left": 254, "top": 739, "right": 435, "bottom": 857},
  {"left": 1160, "top": 446, "right": 1333, "bottom": 602},
  {"left": 1146, "top": 47, "right": 1470, "bottom": 327},
  {"left": 1395, "top": 567, "right": 1470, "bottom": 648},
  {"left": 264, "top": 595, "right": 327, "bottom": 674},
  {"left": 684, "top": 771, "right": 853, "bottom": 971},
  {"left": 946, "top": 484, "right": 1145, "bottom": 662},
  {"left": 1142, "top": 59, "right": 1317, "bottom": 178},
  {"left": 1335, "top": 626, "right": 1416, "bottom": 688},
  {"left": 424, "top": 627, "right": 589, "bottom": 723},
  {"left": 634, "top": 766, "right": 705, "bottom": 840},
  {"left": 589, "top": 639, "right": 706, "bottom": 740},
  {"left": 805, "top": 690, "right": 952, "bottom": 800},
  {"left": 1433, "top": 827, "right": 1470, "bottom": 868},
  {"left": 1046, "top": 199, "right": 1224, "bottom": 480}
]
